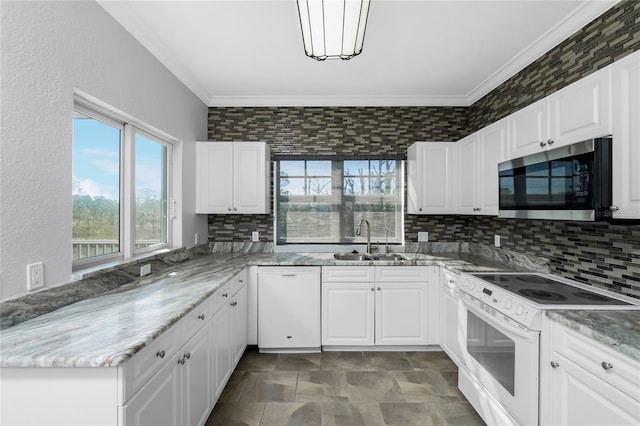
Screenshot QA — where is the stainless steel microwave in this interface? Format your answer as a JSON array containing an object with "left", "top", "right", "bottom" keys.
[{"left": 498, "top": 137, "right": 612, "bottom": 221}]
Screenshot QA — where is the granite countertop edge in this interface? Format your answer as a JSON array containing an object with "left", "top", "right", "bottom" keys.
[
  {"left": 2, "top": 250, "right": 632, "bottom": 368},
  {"left": 545, "top": 310, "right": 640, "bottom": 362}
]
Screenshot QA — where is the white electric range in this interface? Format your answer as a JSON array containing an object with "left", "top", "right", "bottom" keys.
[{"left": 454, "top": 272, "right": 639, "bottom": 426}]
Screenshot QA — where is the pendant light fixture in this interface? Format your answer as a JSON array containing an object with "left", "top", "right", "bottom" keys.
[{"left": 296, "top": 0, "right": 371, "bottom": 61}]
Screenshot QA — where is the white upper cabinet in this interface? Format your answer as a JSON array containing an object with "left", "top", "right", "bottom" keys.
[
  {"left": 509, "top": 69, "right": 612, "bottom": 159},
  {"left": 407, "top": 142, "right": 455, "bottom": 214},
  {"left": 456, "top": 118, "right": 508, "bottom": 216},
  {"left": 196, "top": 142, "right": 271, "bottom": 214},
  {"left": 612, "top": 50, "right": 640, "bottom": 219}
]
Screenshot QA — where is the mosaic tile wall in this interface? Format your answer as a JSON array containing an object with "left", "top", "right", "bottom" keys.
[
  {"left": 468, "top": 216, "right": 640, "bottom": 299},
  {"left": 469, "top": 0, "right": 640, "bottom": 131},
  {"left": 465, "top": 0, "right": 640, "bottom": 298},
  {"left": 206, "top": 2, "right": 640, "bottom": 297},
  {"left": 207, "top": 107, "right": 470, "bottom": 242}
]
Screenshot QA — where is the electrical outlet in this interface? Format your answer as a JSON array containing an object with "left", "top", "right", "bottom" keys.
[
  {"left": 27, "top": 262, "right": 44, "bottom": 290},
  {"left": 195, "top": 233, "right": 200, "bottom": 245},
  {"left": 252, "top": 231, "right": 260, "bottom": 242},
  {"left": 140, "top": 264, "right": 151, "bottom": 277},
  {"left": 495, "top": 234, "right": 501, "bottom": 247},
  {"left": 418, "top": 231, "right": 429, "bottom": 242}
]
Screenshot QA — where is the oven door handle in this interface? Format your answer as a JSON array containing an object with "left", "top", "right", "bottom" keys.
[{"left": 460, "top": 293, "right": 538, "bottom": 342}]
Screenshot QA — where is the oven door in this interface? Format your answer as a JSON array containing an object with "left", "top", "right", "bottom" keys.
[{"left": 459, "top": 292, "right": 540, "bottom": 426}]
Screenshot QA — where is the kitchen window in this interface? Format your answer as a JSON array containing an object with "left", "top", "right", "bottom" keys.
[
  {"left": 275, "top": 158, "right": 403, "bottom": 246},
  {"left": 72, "top": 102, "right": 172, "bottom": 267}
]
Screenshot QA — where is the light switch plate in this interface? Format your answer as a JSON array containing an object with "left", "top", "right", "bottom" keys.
[
  {"left": 418, "top": 232, "right": 429, "bottom": 242},
  {"left": 140, "top": 264, "right": 151, "bottom": 276},
  {"left": 27, "top": 262, "right": 44, "bottom": 290},
  {"left": 252, "top": 231, "right": 260, "bottom": 242},
  {"left": 494, "top": 235, "right": 501, "bottom": 247}
]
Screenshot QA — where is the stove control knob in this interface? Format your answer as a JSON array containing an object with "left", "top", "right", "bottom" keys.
[
  {"left": 468, "top": 281, "right": 476, "bottom": 290},
  {"left": 515, "top": 304, "right": 525, "bottom": 315},
  {"left": 503, "top": 298, "right": 513, "bottom": 310}
]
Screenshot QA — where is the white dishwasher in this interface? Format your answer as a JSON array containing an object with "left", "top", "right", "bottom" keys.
[{"left": 257, "top": 267, "right": 321, "bottom": 353}]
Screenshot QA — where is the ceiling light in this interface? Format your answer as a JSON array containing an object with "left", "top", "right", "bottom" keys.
[{"left": 296, "top": 0, "right": 371, "bottom": 61}]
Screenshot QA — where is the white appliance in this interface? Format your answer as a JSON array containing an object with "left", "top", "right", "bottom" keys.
[
  {"left": 257, "top": 267, "right": 321, "bottom": 352},
  {"left": 455, "top": 272, "right": 640, "bottom": 426}
]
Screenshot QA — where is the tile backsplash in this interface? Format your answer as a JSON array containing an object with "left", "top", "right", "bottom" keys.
[{"left": 206, "top": 1, "right": 640, "bottom": 298}]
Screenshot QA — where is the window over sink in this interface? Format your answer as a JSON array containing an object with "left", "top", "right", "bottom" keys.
[{"left": 275, "top": 158, "right": 404, "bottom": 246}]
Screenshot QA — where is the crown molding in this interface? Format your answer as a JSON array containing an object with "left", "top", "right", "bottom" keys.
[
  {"left": 464, "top": 0, "right": 620, "bottom": 105},
  {"left": 207, "top": 95, "right": 469, "bottom": 107}
]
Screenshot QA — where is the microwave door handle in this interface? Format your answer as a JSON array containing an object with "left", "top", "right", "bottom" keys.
[{"left": 460, "top": 294, "right": 538, "bottom": 342}]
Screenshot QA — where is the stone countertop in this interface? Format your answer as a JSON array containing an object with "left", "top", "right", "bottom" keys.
[
  {"left": 546, "top": 310, "right": 640, "bottom": 362},
  {"left": 0, "top": 251, "right": 518, "bottom": 368}
]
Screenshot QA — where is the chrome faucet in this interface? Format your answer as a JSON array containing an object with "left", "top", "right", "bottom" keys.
[{"left": 356, "top": 219, "right": 377, "bottom": 253}]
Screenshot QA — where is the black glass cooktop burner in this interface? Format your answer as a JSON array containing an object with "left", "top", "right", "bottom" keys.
[{"left": 471, "top": 273, "right": 631, "bottom": 306}]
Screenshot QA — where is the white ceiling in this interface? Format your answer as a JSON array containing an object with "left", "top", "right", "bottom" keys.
[{"left": 98, "top": 0, "right": 618, "bottom": 107}]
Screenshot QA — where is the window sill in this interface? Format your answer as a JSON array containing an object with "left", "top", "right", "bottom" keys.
[{"left": 71, "top": 248, "right": 173, "bottom": 281}]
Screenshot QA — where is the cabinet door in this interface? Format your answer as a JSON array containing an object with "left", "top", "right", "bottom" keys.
[
  {"left": 182, "top": 325, "right": 213, "bottom": 426},
  {"left": 196, "top": 142, "right": 233, "bottom": 214},
  {"left": 231, "top": 283, "right": 248, "bottom": 366},
  {"left": 407, "top": 142, "right": 454, "bottom": 214},
  {"left": 612, "top": 51, "right": 640, "bottom": 219},
  {"left": 375, "top": 282, "right": 429, "bottom": 345},
  {"left": 258, "top": 268, "right": 321, "bottom": 349},
  {"left": 455, "top": 134, "right": 478, "bottom": 214},
  {"left": 548, "top": 352, "right": 640, "bottom": 426},
  {"left": 549, "top": 68, "right": 612, "bottom": 148},
  {"left": 211, "top": 304, "right": 231, "bottom": 400},
  {"left": 122, "top": 352, "right": 181, "bottom": 426},
  {"left": 477, "top": 119, "right": 508, "bottom": 215},
  {"left": 508, "top": 98, "right": 548, "bottom": 159},
  {"left": 233, "top": 142, "right": 270, "bottom": 214},
  {"left": 439, "top": 282, "right": 462, "bottom": 366},
  {"left": 322, "top": 282, "right": 375, "bottom": 346}
]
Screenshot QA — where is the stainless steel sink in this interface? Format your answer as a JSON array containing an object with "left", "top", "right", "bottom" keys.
[
  {"left": 333, "top": 253, "right": 371, "bottom": 261},
  {"left": 369, "top": 253, "right": 409, "bottom": 262}
]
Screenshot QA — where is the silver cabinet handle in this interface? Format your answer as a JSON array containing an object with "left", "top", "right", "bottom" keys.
[
  {"left": 610, "top": 205, "right": 619, "bottom": 212},
  {"left": 230, "top": 301, "right": 238, "bottom": 307},
  {"left": 223, "top": 293, "right": 229, "bottom": 298},
  {"left": 377, "top": 287, "right": 381, "bottom": 291},
  {"left": 239, "top": 279, "right": 244, "bottom": 283},
  {"left": 178, "top": 356, "right": 186, "bottom": 365},
  {"left": 281, "top": 274, "right": 297, "bottom": 277},
  {"left": 233, "top": 207, "right": 238, "bottom": 211},
  {"left": 287, "top": 336, "right": 292, "bottom": 339},
  {"left": 227, "top": 208, "right": 232, "bottom": 212},
  {"left": 550, "top": 361, "right": 559, "bottom": 368},
  {"left": 418, "top": 208, "right": 423, "bottom": 212},
  {"left": 198, "top": 314, "right": 205, "bottom": 320},
  {"left": 184, "top": 352, "right": 191, "bottom": 360},
  {"left": 156, "top": 350, "right": 165, "bottom": 359},
  {"left": 547, "top": 139, "right": 554, "bottom": 146},
  {"left": 601, "top": 361, "right": 613, "bottom": 370},
  {"left": 540, "top": 141, "right": 547, "bottom": 147},
  {"left": 370, "top": 288, "right": 374, "bottom": 291}
]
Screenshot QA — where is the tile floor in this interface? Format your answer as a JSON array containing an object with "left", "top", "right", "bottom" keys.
[{"left": 205, "top": 350, "right": 485, "bottom": 426}]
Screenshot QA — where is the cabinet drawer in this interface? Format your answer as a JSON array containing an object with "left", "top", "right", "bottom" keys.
[
  {"left": 230, "top": 269, "right": 247, "bottom": 296},
  {"left": 375, "top": 266, "right": 428, "bottom": 282},
  {"left": 182, "top": 298, "right": 212, "bottom": 334},
  {"left": 119, "top": 322, "right": 181, "bottom": 404},
  {"left": 322, "top": 266, "right": 374, "bottom": 282},
  {"left": 212, "top": 282, "right": 232, "bottom": 314},
  {"left": 552, "top": 321, "right": 640, "bottom": 401}
]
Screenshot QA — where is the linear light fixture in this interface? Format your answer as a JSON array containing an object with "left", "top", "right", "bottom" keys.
[{"left": 296, "top": 0, "right": 371, "bottom": 61}]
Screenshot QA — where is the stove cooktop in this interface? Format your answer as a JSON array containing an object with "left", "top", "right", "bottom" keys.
[{"left": 470, "top": 273, "right": 632, "bottom": 306}]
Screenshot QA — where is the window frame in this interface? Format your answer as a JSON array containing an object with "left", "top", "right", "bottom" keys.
[
  {"left": 72, "top": 99, "right": 174, "bottom": 270},
  {"left": 274, "top": 158, "right": 404, "bottom": 247}
]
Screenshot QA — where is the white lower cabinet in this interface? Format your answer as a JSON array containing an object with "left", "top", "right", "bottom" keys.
[
  {"left": 211, "top": 290, "right": 232, "bottom": 400},
  {"left": 541, "top": 316, "right": 640, "bottom": 426},
  {"left": 257, "top": 267, "right": 321, "bottom": 351},
  {"left": 322, "top": 266, "right": 432, "bottom": 347},
  {"left": 123, "top": 324, "right": 211, "bottom": 426},
  {"left": 439, "top": 269, "right": 463, "bottom": 366}
]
